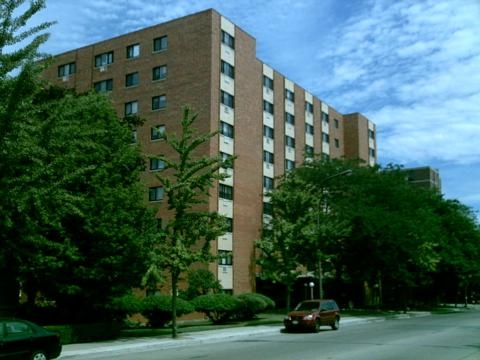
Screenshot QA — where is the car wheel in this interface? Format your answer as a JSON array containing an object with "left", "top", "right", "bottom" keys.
[
  {"left": 314, "top": 319, "right": 321, "bottom": 333},
  {"left": 31, "top": 351, "right": 48, "bottom": 360},
  {"left": 331, "top": 317, "right": 340, "bottom": 330}
]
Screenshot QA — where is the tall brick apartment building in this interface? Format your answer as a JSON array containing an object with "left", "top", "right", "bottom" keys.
[{"left": 41, "top": 9, "right": 377, "bottom": 294}]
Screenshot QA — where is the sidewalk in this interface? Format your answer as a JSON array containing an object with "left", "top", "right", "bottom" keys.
[{"left": 59, "top": 311, "right": 431, "bottom": 359}]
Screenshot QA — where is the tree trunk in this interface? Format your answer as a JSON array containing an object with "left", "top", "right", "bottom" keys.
[{"left": 171, "top": 271, "right": 178, "bottom": 338}]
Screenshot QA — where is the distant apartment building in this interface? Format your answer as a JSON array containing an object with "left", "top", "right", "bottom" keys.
[
  {"left": 41, "top": 9, "right": 377, "bottom": 294},
  {"left": 405, "top": 166, "right": 442, "bottom": 191}
]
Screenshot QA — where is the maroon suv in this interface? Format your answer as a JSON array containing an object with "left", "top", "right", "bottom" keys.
[{"left": 284, "top": 299, "right": 340, "bottom": 333}]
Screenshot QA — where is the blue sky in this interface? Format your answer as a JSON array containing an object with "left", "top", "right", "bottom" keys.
[{"left": 30, "top": 0, "right": 480, "bottom": 219}]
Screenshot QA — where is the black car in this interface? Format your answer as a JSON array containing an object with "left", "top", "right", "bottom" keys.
[{"left": 0, "top": 318, "right": 61, "bottom": 360}]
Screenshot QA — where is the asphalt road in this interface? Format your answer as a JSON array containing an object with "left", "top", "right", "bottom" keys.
[{"left": 65, "top": 310, "right": 480, "bottom": 360}]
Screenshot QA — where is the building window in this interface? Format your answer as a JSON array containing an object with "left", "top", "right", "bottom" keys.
[
  {"left": 305, "top": 145, "right": 314, "bottom": 157},
  {"left": 369, "top": 129, "right": 375, "bottom": 140},
  {"left": 285, "top": 89, "right": 295, "bottom": 102},
  {"left": 219, "top": 184, "right": 233, "bottom": 200},
  {"left": 263, "top": 176, "right": 274, "bottom": 190},
  {"left": 263, "top": 150, "right": 274, "bottom": 164},
  {"left": 219, "top": 250, "right": 233, "bottom": 265},
  {"left": 335, "top": 138, "right": 340, "bottom": 148},
  {"left": 153, "top": 65, "right": 167, "bottom": 81},
  {"left": 334, "top": 118, "right": 339, "bottom": 129},
  {"left": 58, "top": 62, "right": 75, "bottom": 77},
  {"left": 220, "top": 90, "right": 234, "bottom": 108},
  {"left": 149, "top": 186, "right": 164, "bottom": 201},
  {"left": 285, "top": 159, "right": 295, "bottom": 171},
  {"left": 153, "top": 35, "right": 168, "bottom": 52},
  {"left": 94, "top": 51, "right": 114, "bottom": 67},
  {"left": 322, "top": 132, "right": 330, "bottom": 143},
  {"left": 321, "top": 111, "right": 329, "bottom": 123},
  {"left": 220, "top": 152, "right": 234, "bottom": 168},
  {"left": 322, "top": 152, "right": 330, "bottom": 161},
  {"left": 285, "top": 112, "right": 295, "bottom": 125},
  {"left": 221, "top": 60, "right": 235, "bottom": 79},
  {"left": 263, "top": 125, "right": 274, "bottom": 139},
  {"left": 306, "top": 123, "right": 314, "bottom": 135},
  {"left": 263, "top": 75, "right": 273, "bottom": 90},
  {"left": 150, "top": 157, "right": 165, "bottom": 171},
  {"left": 94, "top": 79, "right": 113, "bottom": 92},
  {"left": 285, "top": 135, "right": 295, "bottom": 148},
  {"left": 151, "top": 125, "right": 165, "bottom": 140},
  {"left": 125, "top": 72, "right": 139, "bottom": 87},
  {"left": 263, "top": 100, "right": 274, "bottom": 115},
  {"left": 369, "top": 148, "right": 376, "bottom": 158},
  {"left": 126, "top": 43, "right": 140, "bottom": 59},
  {"left": 263, "top": 202, "right": 273, "bottom": 216},
  {"left": 131, "top": 130, "right": 137, "bottom": 144},
  {"left": 220, "top": 121, "right": 234, "bottom": 138},
  {"left": 305, "top": 102, "right": 313, "bottom": 113},
  {"left": 124, "top": 101, "right": 138, "bottom": 116},
  {"left": 221, "top": 30, "right": 235, "bottom": 49},
  {"left": 152, "top": 95, "right": 166, "bottom": 110}
]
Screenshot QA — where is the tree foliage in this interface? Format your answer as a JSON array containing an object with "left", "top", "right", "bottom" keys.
[
  {"left": 257, "top": 157, "right": 480, "bottom": 307},
  {"left": 256, "top": 171, "right": 317, "bottom": 311},
  {"left": 146, "top": 106, "right": 233, "bottom": 337},
  {"left": 3, "top": 87, "right": 155, "bottom": 320},
  {"left": 1, "top": 0, "right": 156, "bottom": 320},
  {"left": 0, "top": 0, "right": 55, "bottom": 314},
  {"left": 181, "top": 269, "right": 222, "bottom": 300}
]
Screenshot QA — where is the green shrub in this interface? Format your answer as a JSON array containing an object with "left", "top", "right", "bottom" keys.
[
  {"left": 108, "top": 294, "right": 143, "bottom": 321},
  {"left": 141, "top": 295, "right": 194, "bottom": 328},
  {"left": 235, "top": 293, "right": 276, "bottom": 320},
  {"left": 251, "top": 293, "right": 276, "bottom": 310},
  {"left": 192, "top": 293, "right": 242, "bottom": 324}
]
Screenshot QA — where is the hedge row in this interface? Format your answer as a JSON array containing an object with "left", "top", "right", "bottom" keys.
[
  {"left": 112, "top": 292, "right": 275, "bottom": 327},
  {"left": 193, "top": 292, "right": 275, "bottom": 324}
]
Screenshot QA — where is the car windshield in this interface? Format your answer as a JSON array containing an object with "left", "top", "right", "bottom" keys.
[{"left": 295, "top": 301, "right": 320, "bottom": 311}]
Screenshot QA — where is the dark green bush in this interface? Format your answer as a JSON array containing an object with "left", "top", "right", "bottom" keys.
[
  {"left": 141, "top": 295, "right": 194, "bottom": 328},
  {"left": 108, "top": 294, "right": 143, "bottom": 321},
  {"left": 235, "top": 293, "right": 276, "bottom": 320},
  {"left": 192, "top": 293, "right": 242, "bottom": 324},
  {"left": 251, "top": 293, "right": 276, "bottom": 310},
  {"left": 47, "top": 323, "right": 121, "bottom": 344}
]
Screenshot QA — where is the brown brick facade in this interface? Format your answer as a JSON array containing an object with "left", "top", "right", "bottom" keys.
[{"left": 41, "top": 9, "right": 375, "bottom": 294}]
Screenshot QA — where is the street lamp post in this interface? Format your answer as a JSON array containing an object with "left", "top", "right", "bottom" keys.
[{"left": 316, "top": 169, "right": 352, "bottom": 299}]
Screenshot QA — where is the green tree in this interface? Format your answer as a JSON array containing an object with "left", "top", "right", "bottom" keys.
[
  {"left": 256, "top": 171, "right": 315, "bottom": 311},
  {"left": 6, "top": 88, "right": 155, "bottom": 321},
  {"left": 0, "top": 0, "right": 55, "bottom": 315},
  {"left": 256, "top": 157, "right": 466, "bottom": 308},
  {"left": 146, "top": 106, "right": 232, "bottom": 338},
  {"left": 181, "top": 268, "right": 222, "bottom": 300},
  {"left": 257, "top": 158, "right": 355, "bottom": 309},
  {"left": 333, "top": 164, "right": 445, "bottom": 306},
  {"left": 434, "top": 200, "right": 480, "bottom": 305}
]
